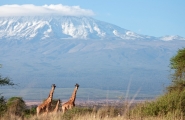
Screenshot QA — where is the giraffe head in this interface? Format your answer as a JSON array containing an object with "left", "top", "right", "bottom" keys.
[
  {"left": 52, "top": 84, "right": 56, "bottom": 88},
  {"left": 75, "top": 83, "right": 79, "bottom": 89},
  {"left": 56, "top": 99, "right": 61, "bottom": 105}
]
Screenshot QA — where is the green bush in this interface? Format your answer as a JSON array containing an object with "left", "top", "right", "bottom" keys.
[
  {"left": 131, "top": 90, "right": 185, "bottom": 117},
  {"left": 62, "top": 107, "right": 93, "bottom": 120},
  {"left": 6, "top": 97, "right": 26, "bottom": 116},
  {"left": 0, "top": 96, "right": 7, "bottom": 117},
  {"left": 97, "top": 106, "right": 119, "bottom": 118},
  {"left": 24, "top": 106, "right": 37, "bottom": 118}
]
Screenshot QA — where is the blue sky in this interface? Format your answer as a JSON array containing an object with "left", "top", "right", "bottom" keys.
[{"left": 0, "top": 0, "right": 184, "bottom": 37}]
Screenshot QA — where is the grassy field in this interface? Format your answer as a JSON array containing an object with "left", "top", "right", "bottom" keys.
[
  {"left": 1, "top": 87, "right": 183, "bottom": 120},
  {"left": 1, "top": 89, "right": 184, "bottom": 120},
  {"left": 0, "top": 105, "right": 183, "bottom": 120}
]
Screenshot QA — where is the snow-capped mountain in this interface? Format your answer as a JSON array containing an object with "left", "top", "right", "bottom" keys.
[
  {"left": 1, "top": 16, "right": 184, "bottom": 41},
  {"left": 0, "top": 16, "right": 159, "bottom": 40},
  {"left": 1, "top": 15, "right": 185, "bottom": 100}
]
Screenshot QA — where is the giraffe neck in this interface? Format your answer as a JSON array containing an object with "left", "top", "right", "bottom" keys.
[
  {"left": 54, "top": 100, "right": 60, "bottom": 111},
  {"left": 46, "top": 87, "right": 55, "bottom": 102},
  {"left": 48, "top": 87, "right": 55, "bottom": 98},
  {"left": 69, "top": 87, "right": 78, "bottom": 103}
]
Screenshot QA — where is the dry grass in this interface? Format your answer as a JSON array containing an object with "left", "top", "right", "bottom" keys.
[
  {"left": 1, "top": 114, "right": 182, "bottom": 120},
  {"left": 0, "top": 109, "right": 183, "bottom": 120}
]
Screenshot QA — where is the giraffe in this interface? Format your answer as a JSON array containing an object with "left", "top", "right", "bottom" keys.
[
  {"left": 52, "top": 99, "right": 61, "bottom": 113},
  {"left": 62, "top": 83, "right": 79, "bottom": 114},
  {"left": 36, "top": 84, "right": 56, "bottom": 116}
]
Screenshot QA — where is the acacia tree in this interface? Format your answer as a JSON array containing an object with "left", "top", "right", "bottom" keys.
[
  {"left": 0, "top": 64, "right": 15, "bottom": 116},
  {"left": 167, "top": 48, "right": 185, "bottom": 92},
  {"left": 0, "top": 64, "right": 15, "bottom": 86},
  {"left": 170, "top": 48, "right": 185, "bottom": 80}
]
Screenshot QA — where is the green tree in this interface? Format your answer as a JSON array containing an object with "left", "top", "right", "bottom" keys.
[
  {"left": 170, "top": 48, "right": 185, "bottom": 80},
  {"left": 0, "top": 64, "right": 15, "bottom": 86},
  {"left": 0, "top": 96, "right": 7, "bottom": 117},
  {"left": 0, "top": 64, "right": 15, "bottom": 117},
  {"left": 6, "top": 97, "right": 26, "bottom": 116},
  {"left": 167, "top": 48, "right": 185, "bottom": 92}
]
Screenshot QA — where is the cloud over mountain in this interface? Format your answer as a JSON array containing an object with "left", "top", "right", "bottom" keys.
[{"left": 0, "top": 4, "right": 95, "bottom": 17}]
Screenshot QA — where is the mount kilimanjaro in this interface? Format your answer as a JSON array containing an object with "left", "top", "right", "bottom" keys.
[
  {"left": 1, "top": 16, "right": 185, "bottom": 41},
  {"left": 0, "top": 16, "right": 185, "bottom": 98}
]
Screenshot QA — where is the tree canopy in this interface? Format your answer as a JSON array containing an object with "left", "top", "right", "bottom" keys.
[
  {"left": 170, "top": 48, "right": 185, "bottom": 80},
  {"left": 167, "top": 48, "right": 185, "bottom": 92},
  {"left": 0, "top": 64, "right": 15, "bottom": 86},
  {"left": 0, "top": 76, "right": 15, "bottom": 86}
]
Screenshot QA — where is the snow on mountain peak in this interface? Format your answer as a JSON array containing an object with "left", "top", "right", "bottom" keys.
[
  {"left": 160, "top": 35, "right": 185, "bottom": 41},
  {"left": 0, "top": 16, "right": 143, "bottom": 40},
  {"left": 0, "top": 15, "right": 184, "bottom": 41}
]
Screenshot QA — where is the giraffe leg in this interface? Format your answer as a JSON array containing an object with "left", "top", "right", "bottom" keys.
[
  {"left": 62, "top": 106, "right": 67, "bottom": 114},
  {"left": 69, "top": 105, "right": 72, "bottom": 109},
  {"left": 62, "top": 107, "right": 65, "bottom": 114},
  {"left": 36, "top": 107, "right": 40, "bottom": 116},
  {"left": 46, "top": 106, "right": 49, "bottom": 115}
]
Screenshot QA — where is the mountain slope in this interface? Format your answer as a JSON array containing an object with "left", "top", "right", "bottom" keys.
[
  {"left": 1, "top": 38, "right": 185, "bottom": 92},
  {"left": 0, "top": 16, "right": 158, "bottom": 40}
]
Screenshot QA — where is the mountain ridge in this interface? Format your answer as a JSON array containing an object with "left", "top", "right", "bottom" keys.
[{"left": 1, "top": 16, "right": 184, "bottom": 41}]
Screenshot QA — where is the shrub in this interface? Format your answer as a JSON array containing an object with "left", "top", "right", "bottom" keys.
[
  {"left": 24, "top": 106, "right": 37, "bottom": 118},
  {"left": 62, "top": 107, "right": 93, "bottom": 120},
  {"left": 0, "top": 96, "right": 7, "bottom": 117},
  {"left": 131, "top": 90, "right": 185, "bottom": 118},
  {"left": 6, "top": 97, "right": 26, "bottom": 117},
  {"left": 97, "top": 106, "right": 119, "bottom": 118}
]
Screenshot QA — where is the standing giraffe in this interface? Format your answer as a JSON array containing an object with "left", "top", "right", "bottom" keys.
[
  {"left": 52, "top": 99, "right": 61, "bottom": 113},
  {"left": 36, "top": 84, "right": 56, "bottom": 116},
  {"left": 62, "top": 83, "right": 79, "bottom": 114}
]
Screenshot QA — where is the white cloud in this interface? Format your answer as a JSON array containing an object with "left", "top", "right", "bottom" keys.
[{"left": 0, "top": 4, "right": 95, "bottom": 17}]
